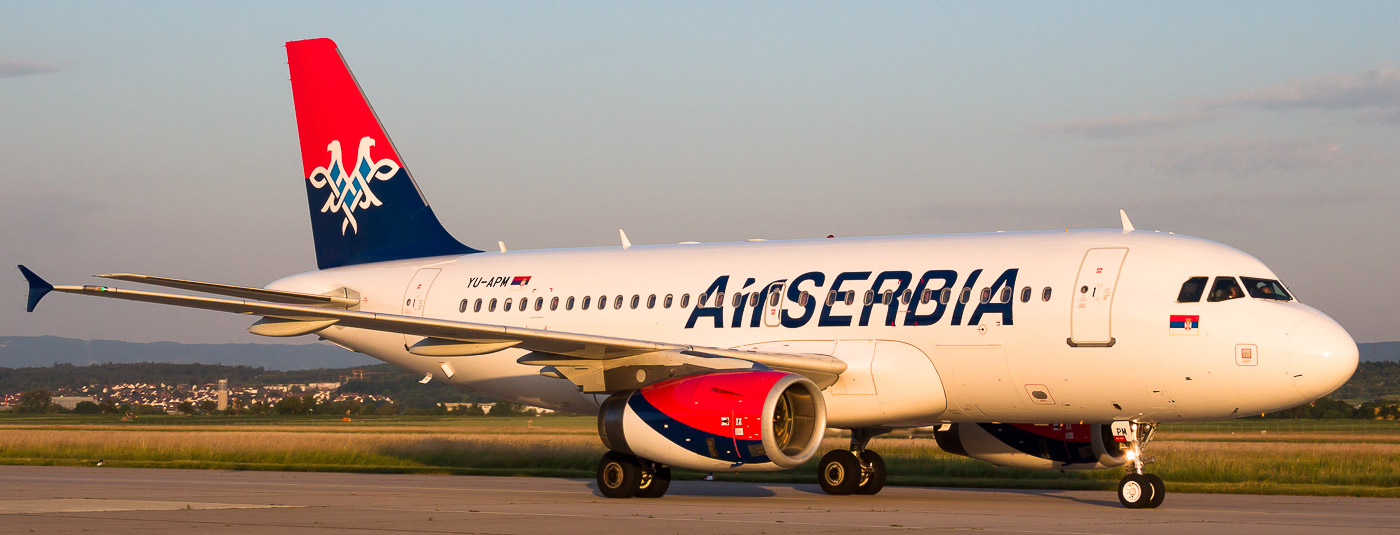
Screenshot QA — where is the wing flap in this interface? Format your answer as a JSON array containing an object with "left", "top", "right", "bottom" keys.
[{"left": 98, "top": 273, "right": 360, "bottom": 308}]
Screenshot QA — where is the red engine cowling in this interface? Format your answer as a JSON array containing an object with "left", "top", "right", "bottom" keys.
[
  {"left": 934, "top": 423, "right": 1128, "bottom": 470},
  {"left": 598, "top": 370, "right": 826, "bottom": 472}
]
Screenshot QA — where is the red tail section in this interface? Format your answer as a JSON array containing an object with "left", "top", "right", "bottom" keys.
[{"left": 286, "top": 38, "right": 476, "bottom": 269}]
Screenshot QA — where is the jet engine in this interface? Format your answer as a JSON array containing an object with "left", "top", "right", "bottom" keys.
[
  {"left": 598, "top": 370, "right": 826, "bottom": 472},
  {"left": 934, "top": 422, "right": 1128, "bottom": 470}
]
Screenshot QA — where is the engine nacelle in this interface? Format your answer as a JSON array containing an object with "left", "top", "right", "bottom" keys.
[
  {"left": 934, "top": 423, "right": 1128, "bottom": 470},
  {"left": 598, "top": 370, "right": 826, "bottom": 472}
]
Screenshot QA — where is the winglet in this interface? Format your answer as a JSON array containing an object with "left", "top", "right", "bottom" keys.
[
  {"left": 1119, "top": 209, "right": 1135, "bottom": 233},
  {"left": 17, "top": 265, "right": 54, "bottom": 313}
]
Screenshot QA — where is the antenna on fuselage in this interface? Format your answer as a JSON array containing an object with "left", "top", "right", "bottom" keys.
[
  {"left": 1119, "top": 209, "right": 1135, "bottom": 233},
  {"left": 619, "top": 229, "right": 632, "bottom": 250}
]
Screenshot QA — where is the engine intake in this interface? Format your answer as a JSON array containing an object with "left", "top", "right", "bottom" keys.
[{"left": 599, "top": 370, "right": 826, "bottom": 471}]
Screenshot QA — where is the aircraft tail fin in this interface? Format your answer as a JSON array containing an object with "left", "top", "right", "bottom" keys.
[{"left": 286, "top": 38, "right": 479, "bottom": 269}]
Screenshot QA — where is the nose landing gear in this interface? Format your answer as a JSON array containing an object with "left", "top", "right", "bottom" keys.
[
  {"left": 818, "top": 427, "right": 889, "bottom": 496},
  {"left": 1116, "top": 422, "right": 1164, "bottom": 509}
]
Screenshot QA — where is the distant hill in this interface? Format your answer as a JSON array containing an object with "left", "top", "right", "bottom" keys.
[
  {"left": 0, "top": 336, "right": 378, "bottom": 370},
  {"left": 1361, "top": 342, "right": 1400, "bottom": 362}
]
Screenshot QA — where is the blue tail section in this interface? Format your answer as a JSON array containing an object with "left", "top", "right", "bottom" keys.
[
  {"left": 18, "top": 265, "right": 54, "bottom": 313},
  {"left": 287, "top": 38, "right": 480, "bottom": 269}
]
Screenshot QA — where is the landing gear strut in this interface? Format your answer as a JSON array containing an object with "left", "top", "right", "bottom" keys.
[
  {"left": 818, "top": 427, "right": 889, "bottom": 496},
  {"left": 596, "top": 451, "right": 671, "bottom": 498},
  {"left": 1116, "top": 422, "right": 1164, "bottom": 509}
]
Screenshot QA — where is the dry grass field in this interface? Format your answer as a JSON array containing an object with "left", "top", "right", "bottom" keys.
[{"left": 1, "top": 415, "right": 1396, "bottom": 497}]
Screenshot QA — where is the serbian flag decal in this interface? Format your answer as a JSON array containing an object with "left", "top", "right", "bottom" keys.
[
  {"left": 510, "top": 276, "right": 532, "bottom": 287},
  {"left": 1169, "top": 315, "right": 1200, "bottom": 335}
]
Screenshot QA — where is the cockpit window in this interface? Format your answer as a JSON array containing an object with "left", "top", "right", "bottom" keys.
[
  {"left": 1207, "top": 276, "right": 1245, "bottom": 302},
  {"left": 1177, "top": 276, "right": 1208, "bottom": 303},
  {"left": 1240, "top": 277, "right": 1293, "bottom": 301}
]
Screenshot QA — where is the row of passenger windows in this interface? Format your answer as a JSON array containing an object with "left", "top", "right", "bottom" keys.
[
  {"left": 1176, "top": 275, "right": 1293, "bottom": 303},
  {"left": 457, "top": 286, "right": 1055, "bottom": 314}
]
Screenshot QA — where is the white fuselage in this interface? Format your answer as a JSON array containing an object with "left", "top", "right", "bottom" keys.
[{"left": 268, "top": 229, "right": 1358, "bottom": 427}]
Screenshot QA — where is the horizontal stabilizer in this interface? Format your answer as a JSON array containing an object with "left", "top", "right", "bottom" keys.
[
  {"left": 17, "top": 265, "right": 54, "bottom": 313},
  {"left": 98, "top": 273, "right": 359, "bottom": 308}
]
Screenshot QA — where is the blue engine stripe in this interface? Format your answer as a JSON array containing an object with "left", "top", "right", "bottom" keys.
[{"left": 627, "top": 393, "right": 771, "bottom": 465}]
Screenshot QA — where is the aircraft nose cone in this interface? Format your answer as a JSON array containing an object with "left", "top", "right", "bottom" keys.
[{"left": 1287, "top": 313, "right": 1359, "bottom": 401}]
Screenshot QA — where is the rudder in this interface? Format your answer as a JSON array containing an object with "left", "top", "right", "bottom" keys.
[{"left": 286, "top": 38, "right": 478, "bottom": 269}]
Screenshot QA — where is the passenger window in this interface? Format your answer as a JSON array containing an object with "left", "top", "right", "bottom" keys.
[
  {"left": 681, "top": 294, "right": 691, "bottom": 308},
  {"left": 597, "top": 295, "right": 606, "bottom": 310},
  {"left": 459, "top": 299, "right": 468, "bottom": 313},
  {"left": 979, "top": 288, "right": 991, "bottom": 304},
  {"left": 882, "top": 290, "right": 893, "bottom": 305},
  {"left": 939, "top": 288, "right": 950, "bottom": 304},
  {"left": 731, "top": 292, "right": 743, "bottom": 307},
  {"left": 768, "top": 287, "right": 782, "bottom": 306},
  {"left": 1177, "top": 276, "right": 1208, "bottom": 303},
  {"left": 489, "top": 298, "right": 497, "bottom": 312},
  {"left": 504, "top": 298, "right": 513, "bottom": 312},
  {"left": 1000, "top": 287, "right": 1012, "bottom": 303},
  {"left": 715, "top": 291, "right": 724, "bottom": 306},
  {"left": 647, "top": 294, "right": 657, "bottom": 309},
  {"left": 664, "top": 294, "right": 674, "bottom": 308},
  {"left": 615, "top": 295, "right": 624, "bottom": 309},
  {"left": 1020, "top": 286, "right": 1031, "bottom": 303},
  {"left": 535, "top": 297, "right": 543, "bottom": 311},
  {"left": 959, "top": 287, "right": 971, "bottom": 304},
  {"left": 921, "top": 288, "right": 932, "bottom": 304},
  {"left": 581, "top": 296, "right": 591, "bottom": 309},
  {"left": 799, "top": 291, "right": 810, "bottom": 306},
  {"left": 566, "top": 296, "right": 575, "bottom": 310},
  {"left": 550, "top": 296, "right": 559, "bottom": 311},
  {"left": 825, "top": 290, "right": 836, "bottom": 307},
  {"left": 698, "top": 293, "right": 708, "bottom": 307},
  {"left": 474, "top": 298, "right": 483, "bottom": 312},
  {"left": 1041, "top": 287, "right": 1052, "bottom": 302},
  {"left": 749, "top": 292, "right": 760, "bottom": 307},
  {"left": 1240, "top": 277, "right": 1293, "bottom": 301},
  {"left": 1208, "top": 276, "right": 1245, "bottom": 302},
  {"left": 902, "top": 289, "right": 912, "bottom": 305},
  {"left": 844, "top": 291, "right": 855, "bottom": 306},
  {"left": 631, "top": 295, "right": 640, "bottom": 309},
  {"left": 864, "top": 290, "right": 874, "bottom": 306}
]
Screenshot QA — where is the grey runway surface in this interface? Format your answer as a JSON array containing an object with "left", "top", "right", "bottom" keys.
[{"left": 0, "top": 466, "right": 1395, "bottom": 534}]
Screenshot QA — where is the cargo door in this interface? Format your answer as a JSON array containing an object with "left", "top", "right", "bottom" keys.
[{"left": 1069, "top": 248, "right": 1128, "bottom": 347}]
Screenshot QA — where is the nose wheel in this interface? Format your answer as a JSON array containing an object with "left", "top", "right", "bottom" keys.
[
  {"left": 1117, "top": 422, "right": 1165, "bottom": 509},
  {"left": 596, "top": 451, "right": 671, "bottom": 498},
  {"left": 818, "top": 427, "right": 889, "bottom": 496}
]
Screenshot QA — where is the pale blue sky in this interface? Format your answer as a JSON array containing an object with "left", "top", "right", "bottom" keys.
[{"left": 3, "top": 1, "right": 1397, "bottom": 344}]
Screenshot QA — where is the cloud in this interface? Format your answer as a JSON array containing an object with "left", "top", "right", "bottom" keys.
[
  {"left": 1207, "top": 66, "right": 1400, "bottom": 112},
  {"left": 1058, "top": 66, "right": 1400, "bottom": 138},
  {"left": 0, "top": 58, "right": 64, "bottom": 79},
  {"left": 1057, "top": 111, "right": 1222, "bottom": 139},
  {"left": 1106, "top": 138, "right": 1379, "bottom": 176}
]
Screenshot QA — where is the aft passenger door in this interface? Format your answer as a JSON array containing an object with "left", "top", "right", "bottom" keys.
[
  {"left": 1068, "top": 248, "right": 1127, "bottom": 347},
  {"left": 402, "top": 268, "right": 441, "bottom": 346}
]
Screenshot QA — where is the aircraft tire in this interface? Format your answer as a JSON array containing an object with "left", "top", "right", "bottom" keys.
[
  {"left": 818, "top": 450, "right": 861, "bottom": 495},
  {"left": 1144, "top": 474, "right": 1165, "bottom": 508},
  {"left": 635, "top": 465, "right": 671, "bottom": 498},
  {"left": 597, "top": 451, "right": 641, "bottom": 498},
  {"left": 853, "top": 450, "right": 887, "bottom": 495},
  {"left": 1117, "top": 473, "right": 1153, "bottom": 509}
]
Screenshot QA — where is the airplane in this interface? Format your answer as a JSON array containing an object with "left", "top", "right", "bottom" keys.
[{"left": 17, "top": 37, "right": 1358, "bottom": 508}]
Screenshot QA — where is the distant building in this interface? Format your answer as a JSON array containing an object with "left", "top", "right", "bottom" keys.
[
  {"left": 52, "top": 396, "right": 97, "bottom": 410},
  {"left": 216, "top": 379, "right": 228, "bottom": 411}
]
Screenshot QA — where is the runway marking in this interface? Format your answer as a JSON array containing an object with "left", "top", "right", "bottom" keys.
[{"left": 0, "top": 498, "right": 298, "bottom": 515}]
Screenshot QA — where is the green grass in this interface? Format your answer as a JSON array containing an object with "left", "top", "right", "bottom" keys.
[{"left": 2, "top": 416, "right": 1398, "bottom": 498}]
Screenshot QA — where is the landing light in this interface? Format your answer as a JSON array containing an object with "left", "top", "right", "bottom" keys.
[{"left": 1125, "top": 450, "right": 1137, "bottom": 461}]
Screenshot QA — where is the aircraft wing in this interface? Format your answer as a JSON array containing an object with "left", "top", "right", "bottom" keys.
[{"left": 18, "top": 266, "right": 845, "bottom": 392}]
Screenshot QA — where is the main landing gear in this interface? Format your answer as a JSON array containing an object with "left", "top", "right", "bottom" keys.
[
  {"left": 596, "top": 451, "right": 671, "bottom": 498},
  {"left": 818, "top": 427, "right": 889, "bottom": 496},
  {"left": 1116, "top": 422, "right": 1165, "bottom": 509}
]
